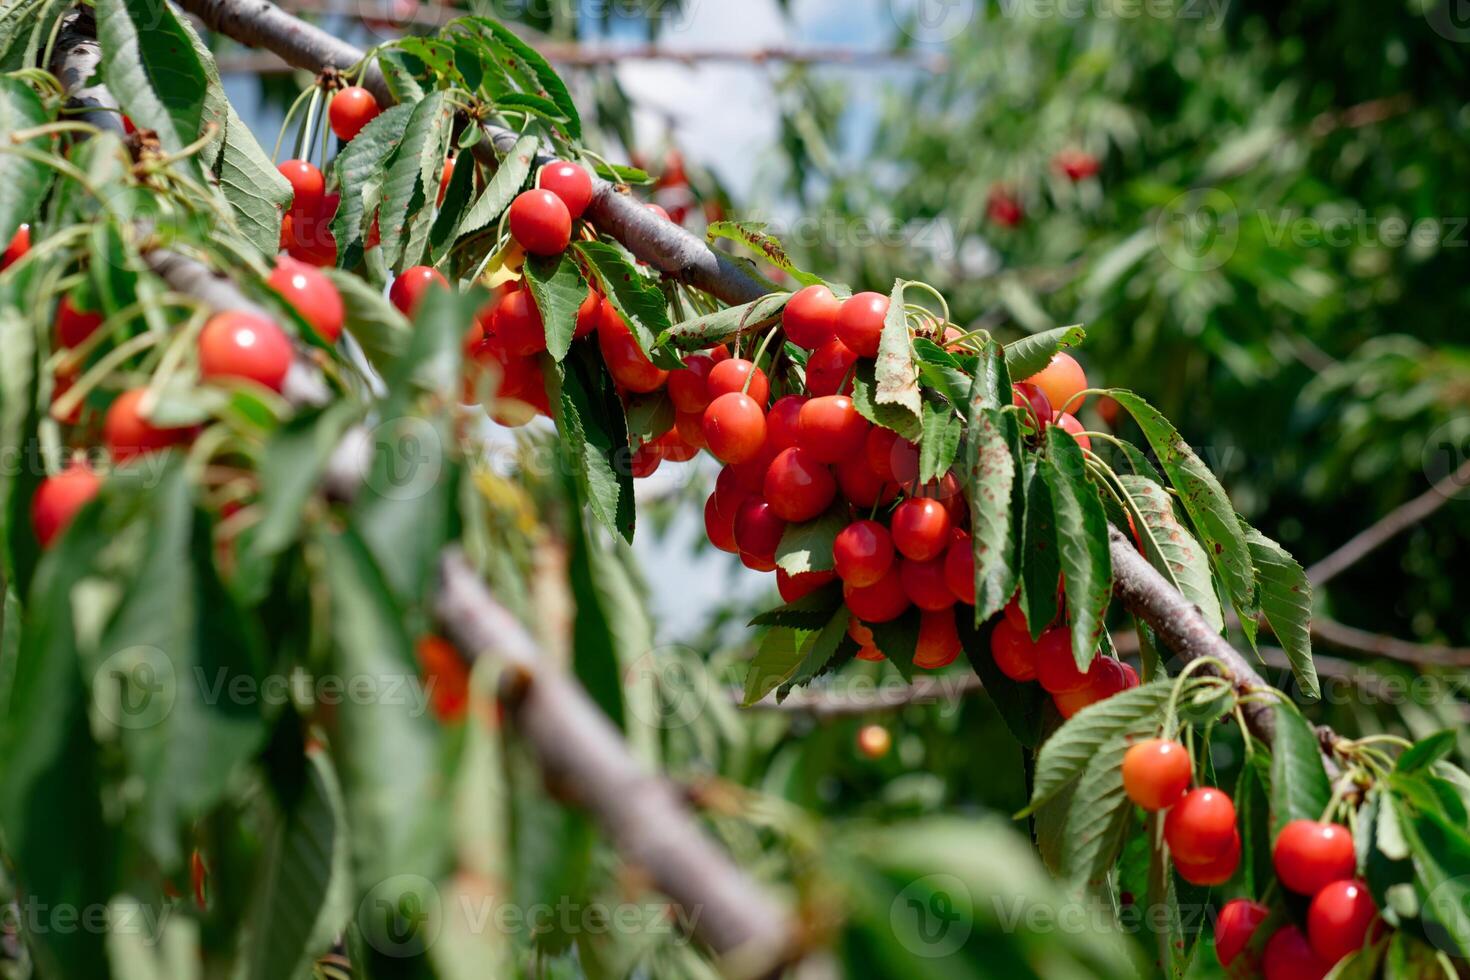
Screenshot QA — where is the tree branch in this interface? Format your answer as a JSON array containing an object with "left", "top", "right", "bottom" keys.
[
  {"left": 1310, "top": 617, "right": 1470, "bottom": 669},
  {"left": 738, "top": 674, "right": 983, "bottom": 718}
]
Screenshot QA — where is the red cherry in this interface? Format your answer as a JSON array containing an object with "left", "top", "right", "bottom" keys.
[
  {"left": 713, "top": 466, "right": 752, "bottom": 519},
  {"left": 763, "top": 394, "right": 808, "bottom": 453},
  {"left": 2, "top": 223, "right": 31, "bottom": 270},
  {"left": 1121, "top": 739, "right": 1193, "bottom": 812},
  {"left": 675, "top": 410, "right": 706, "bottom": 450},
  {"left": 733, "top": 497, "right": 786, "bottom": 572},
  {"left": 277, "top": 159, "right": 324, "bottom": 215},
  {"left": 491, "top": 287, "right": 547, "bottom": 357},
  {"left": 777, "top": 568, "right": 836, "bottom": 604},
  {"left": 388, "top": 266, "right": 448, "bottom": 317},
  {"left": 899, "top": 557, "right": 956, "bottom": 612},
  {"left": 1272, "top": 821, "right": 1356, "bottom": 896},
  {"left": 1012, "top": 381, "right": 1054, "bottom": 430},
  {"left": 104, "top": 388, "right": 195, "bottom": 462},
  {"left": 842, "top": 565, "right": 909, "bottom": 623},
  {"left": 704, "top": 492, "right": 738, "bottom": 553},
  {"left": 806, "top": 338, "right": 858, "bottom": 396},
  {"left": 538, "top": 161, "right": 594, "bottom": 219},
  {"left": 1023, "top": 351, "right": 1089, "bottom": 415},
  {"left": 1055, "top": 412, "right": 1091, "bottom": 451},
  {"left": 986, "top": 185, "right": 1023, "bottom": 227},
  {"left": 1035, "top": 627, "right": 1088, "bottom": 693},
  {"left": 989, "top": 617, "right": 1038, "bottom": 681},
  {"left": 32, "top": 462, "right": 101, "bottom": 548},
  {"left": 329, "top": 86, "right": 381, "bottom": 142},
  {"left": 1053, "top": 148, "right": 1100, "bottom": 182},
  {"left": 703, "top": 392, "right": 767, "bottom": 464},
  {"left": 668, "top": 353, "right": 716, "bottom": 413},
  {"left": 1215, "top": 899, "right": 1269, "bottom": 968},
  {"left": 865, "top": 427, "right": 920, "bottom": 487},
  {"left": 797, "top": 395, "right": 869, "bottom": 464},
  {"left": 1262, "top": 926, "right": 1330, "bottom": 980},
  {"left": 835, "top": 292, "right": 889, "bottom": 358},
  {"left": 509, "top": 189, "right": 572, "bottom": 256},
  {"left": 856, "top": 646, "right": 885, "bottom": 663},
  {"left": 574, "top": 288, "right": 601, "bottom": 339},
  {"left": 198, "top": 311, "right": 293, "bottom": 392},
  {"left": 55, "top": 296, "right": 104, "bottom": 348},
  {"left": 267, "top": 257, "right": 344, "bottom": 343},
  {"left": 1120, "top": 662, "right": 1140, "bottom": 689},
  {"left": 436, "top": 157, "right": 456, "bottom": 207},
  {"left": 1175, "top": 829, "right": 1240, "bottom": 886},
  {"left": 630, "top": 442, "right": 661, "bottom": 478},
  {"left": 706, "top": 358, "right": 769, "bottom": 407},
  {"left": 597, "top": 304, "right": 667, "bottom": 392},
  {"left": 783, "top": 284, "right": 840, "bottom": 349},
  {"left": 914, "top": 609, "right": 961, "bottom": 669},
  {"left": 832, "top": 520, "right": 894, "bottom": 587},
  {"left": 1164, "top": 788, "right": 1238, "bottom": 865},
  {"left": 1307, "top": 880, "right": 1378, "bottom": 965},
  {"left": 728, "top": 445, "right": 778, "bottom": 494},
  {"left": 763, "top": 448, "right": 837, "bottom": 523},
  {"left": 1003, "top": 595, "right": 1028, "bottom": 630},
  {"left": 1055, "top": 657, "right": 1130, "bottom": 717},
  {"left": 283, "top": 200, "right": 337, "bottom": 267},
  {"left": 835, "top": 455, "right": 897, "bottom": 509},
  {"left": 943, "top": 533, "right": 975, "bottom": 605},
  {"left": 890, "top": 497, "right": 951, "bottom": 561}
]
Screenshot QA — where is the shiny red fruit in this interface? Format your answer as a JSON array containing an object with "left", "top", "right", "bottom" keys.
[
  {"left": 1263, "top": 926, "right": 1330, "bottom": 980},
  {"left": 764, "top": 447, "right": 836, "bottom": 522},
  {"left": 437, "top": 157, "right": 456, "bottom": 207},
  {"left": 1012, "top": 381, "right": 1054, "bottom": 430},
  {"left": 943, "top": 533, "right": 975, "bottom": 604},
  {"left": 1056, "top": 412, "right": 1091, "bottom": 451},
  {"left": 836, "top": 455, "right": 897, "bottom": 508},
  {"left": 574, "top": 288, "right": 601, "bottom": 338},
  {"left": 728, "top": 446, "right": 777, "bottom": 494},
  {"left": 268, "top": 257, "right": 344, "bottom": 343},
  {"left": 783, "top": 284, "right": 841, "bottom": 349},
  {"left": 277, "top": 159, "right": 325, "bottom": 215},
  {"left": 1164, "top": 788, "right": 1238, "bottom": 865},
  {"left": 706, "top": 358, "right": 769, "bottom": 407},
  {"left": 914, "top": 609, "right": 961, "bottom": 669},
  {"left": 704, "top": 492, "right": 738, "bottom": 553},
  {"left": 890, "top": 497, "right": 951, "bottom": 561},
  {"left": 492, "top": 287, "right": 547, "bottom": 356},
  {"left": 198, "top": 311, "right": 293, "bottom": 392},
  {"left": 1024, "top": 351, "right": 1089, "bottom": 415},
  {"left": 703, "top": 392, "right": 767, "bottom": 464},
  {"left": 329, "top": 86, "right": 380, "bottom": 141},
  {"left": 1, "top": 224, "right": 30, "bottom": 270},
  {"left": 55, "top": 296, "right": 103, "bottom": 349},
  {"left": 32, "top": 461, "right": 101, "bottom": 548},
  {"left": 1215, "top": 899, "right": 1269, "bottom": 968},
  {"left": 675, "top": 409, "right": 706, "bottom": 449},
  {"left": 509, "top": 189, "right": 572, "bottom": 256},
  {"left": 798, "top": 395, "right": 868, "bottom": 464},
  {"left": 1034, "top": 628, "right": 1087, "bottom": 693},
  {"left": 843, "top": 565, "right": 910, "bottom": 623},
  {"left": 865, "top": 427, "right": 920, "bottom": 487},
  {"left": 1054, "top": 148, "right": 1100, "bottom": 182},
  {"left": 833, "top": 520, "right": 894, "bottom": 587},
  {"left": 900, "top": 557, "right": 955, "bottom": 612},
  {"left": 734, "top": 497, "right": 786, "bottom": 572},
  {"left": 989, "top": 617, "right": 1038, "bottom": 681},
  {"left": 630, "top": 442, "right": 662, "bottom": 478},
  {"left": 836, "top": 291, "right": 888, "bottom": 358},
  {"left": 765, "top": 395, "right": 808, "bottom": 453},
  {"left": 538, "top": 160, "right": 594, "bottom": 219},
  {"left": 777, "top": 568, "right": 836, "bottom": 603},
  {"left": 713, "top": 466, "right": 752, "bottom": 520},
  {"left": 1273, "top": 821, "right": 1356, "bottom": 896},
  {"left": 1121, "top": 739, "right": 1193, "bottom": 812},
  {"left": 389, "top": 266, "right": 448, "bottom": 317},
  {"left": 668, "top": 353, "right": 716, "bottom": 413},
  {"left": 1307, "top": 880, "right": 1378, "bottom": 965},
  {"left": 1175, "top": 829, "right": 1240, "bottom": 886},
  {"left": 805, "top": 338, "right": 858, "bottom": 396},
  {"left": 104, "top": 389, "right": 195, "bottom": 462}
]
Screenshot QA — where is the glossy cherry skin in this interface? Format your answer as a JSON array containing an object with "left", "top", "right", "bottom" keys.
[
  {"left": 538, "top": 160, "right": 594, "bottom": 219},
  {"left": 388, "top": 266, "right": 448, "bottom": 317},
  {"left": 702, "top": 392, "right": 767, "bottom": 464},
  {"left": 733, "top": 497, "right": 786, "bottom": 572},
  {"left": 508, "top": 189, "right": 573, "bottom": 255},
  {"left": 706, "top": 358, "right": 769, "bottom": 407},
  {"left": 32, "top": 462, "right": 101, "bottom": 548},
  {"left": 763, "top": 447, "right": 836, "bottom": 523},
  {"left": 1307, "top": 880, "right": 1378, "bottom": 965},
  {"left": 277, "top": 159, "right": 325, "bottom": 215},
  {"left": 1175, "top": 829, "right": 1240, "bottom": 886},
  {"left": 1164, "top": 788, "right": 1239, "bottom": 865},
  {"left": 832, "top": 520, "right": 895, "bottom": 587},
  {"left": 798, "top": 395, "right": 869, "bottom": 464},
  {"left": 1023, "top": 351, "right": 1089, "bottom": 415},
  {"left": 764, "top": 395, "right": 808, "bottom": 453},
  {"left": 1055, "top": 412, "right": 1091, "bottom": 451},
  {"left": 777, "top": 568, "right": 836, "bottom": 604},
  {"left": 668, "top": 353, "right": 716, "bottom": 413},
  {"left": 1012, "top": 381, "right": 1054, "bottom": 431},
  {"left": 491, "top": 287, "right": 547, "bottom": 356},
  {"left": 198, "top": 311, "right": 294, "bottom": 392},
  {"left": 1262, "top": 926, "right": 1330, "bottom": 980},
  {"left": 913, "top": 609, "right": 961, "bottom": 669},
  {"left": 104, "top": 389, "right": 196, "bottom": 462},
  {"left": 1034, "top": 628, "right": 1087, "bottom": 694},
  {"left": 1214, "top": 899, "right": 1269, "bottom": 968},
  {"left": 267, "top": 257, "right": 344, "bottom": 343},
  {"left": 1121, "top": 739, "right": 1193, "bottom": 812},
  {"left": 989, "top": 617, "right": 1038, "bottom": 681},
  {"left": 704, "top": 492, "right": 739, "bottom": 553},
  {"left": 899, "top": 557, "right": 956, "bottom": 612},
  {"left": 866, "top": 427, "right": 920, "bottom": 487},
  {"left": 805, "top": 338, "right": 858, "bottom": 396},
  {"left": 783, "top": 284, "right": 841, "bottom": 349},
  {"left": 843, "top": 565, "right": 910, "bottom": 623},
  {"left": 1272, "top": 821, "right": 1356, "bottom": 896},
  {"left": 835, "top": 291, "right": 889, "bottom": 358},
  {"left": 329, "top": 86, "right": 381, "bottom": 141},
  {"left": 890, "top": 497, "right": 952, "bottom": 561},
  {"left": 1, "top": 224, "right": 30, "bottom": 270},
  {"left": 55, "top": 296, "right": 104, "bottom": 349},
  {"left": 836, "top": 455, "right": 898, "bottom": 509}
]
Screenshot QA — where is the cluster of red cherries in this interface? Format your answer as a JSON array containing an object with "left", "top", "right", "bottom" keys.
[{"left": 1122, "top": 738, "right": 1380, "bottom": 978}]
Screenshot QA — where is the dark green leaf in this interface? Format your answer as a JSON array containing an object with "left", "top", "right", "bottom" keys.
[
  {"left": 775, "top": 508, "right": 846, "bottom": 575},
  {"left": 1004, "top": 324, "right": 1086, "bottom": 382},
  {"left": 1398, "top": 732, "right": 1457, "bottom": 774},
  {"left": 743, "top": 627, "right": 808, "bottom": 705},
  {"left": 455, "top": 133, "right": 537, "bottom": 240},
  {"left": 478, "top": 19, "right": 581, "bottom": 138},
  {"left": 97, "top": 0, "right": 209, "bottom": 154},
  {"left": 868, "top": 607, "right": 922, "bottom": 681},
  {"left": 748, "top": 582, "right": 842, "bottom": 629},
  {"left": 918, "top": 399, "right": 962, "bottom": 485},
  {"left": 960, "top": 612, "right": 1046, "bottom": 748},
  {"left": 575, "top": 240, "right": 673, "bottom": 359},
  {"left": 215, "top": 102, "right": 292, "bottom": 254},
  {"left": 851, "top": 360, "right": 923, "bottom": 441},
  {"left": 1116, "top": 474, "right": 1224, "bottom": 632},
  {"left": 320, "top": 266, "right": 413, "bottom": 371},
  {"left": 553, "top": 346, "right": 634, "bottom": 541},
  {"left": 380, "top": 91, "right": 454, "bottom": 269},
  {"left": 1247, "top": 526, "right": 1318, "bottom": 699},
  {"left": 1061, "top": 733, "right": 1138, "bottom": 885},
  {"left": 0, "top": 77, "right": 50, "bottom": 245},
  {"left": 429, "top": 148, "right": 478, "bottom": 261},
  {"left": 706, "top": 221, "right": 823, "bottom": 286},
  {"left": 251, "top": 403, "right": 359, "bottom": 558},
  {"left": 662, "top": 292, "right": 787, "bottom": 351},
  {"left": 523, "top": 251, "right": 588, "bottom": 361},
  {"left": 1268, "top": 701, "right": 1332, "bottom": 836},
  {"left": 1042, "top": 426, "right": 1112, "bottom": 668},
  {"left": 966, "top": 405, "right": 1021, "bottom": 622},
  {"left": 331, "top": 102, "right": 415, "bottom": 269}
]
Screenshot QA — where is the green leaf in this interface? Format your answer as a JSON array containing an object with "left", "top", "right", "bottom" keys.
[
  {"left": 775, "top": 508, "right": 846, "bottom": 576},
  {"left": 780, "top": 606, "right": 854, "bottom": 697},
  {"left": 1398, "top": 732, "right": 1457, "bottom": 774},
  {"left": 523, "top": 251, "right": 587, "bottom": 361},
  {"left": 214, "top": 102, "right": 292, "bottom": 254},
  {"left": 1326, "top": 935, "right": 1390, "bottom": 980},
  {"left": 381, "top": 91, "right": 454, "bottom": 269},
  {"left": 575, "top": 240, "right": 673, "bottom": 358},
  {"left": 1018, "top": 458, "right": 1061, "bottom": 640},
  {"left": 868, "top": 608, "right": 923, "bottom": 681},
  {"left": 1042, "top": 426, "right": 1112, "bottom": 669},
  {"left": 918, "top": 399, "right": 962, "bottom": 485},
  {"left": 593, "top": 163, "right": 653, "bottom": 185},
  {"left": 494, "top": 91, "right": 568, "bottom": 122},
  {"left": 0, "top": 77, "right": 50, "bottom": 245},
  {"left": 1107, "top": 390, "right": 1257, "bottom": 626},
  {"left": 743, "top": 627, "right": 807, "bottom": 705},
  {"left": 960, "top": 612, "right": 1046, "bottom": 748},
  {"left": 321, "top": 266, "right": 412, "bottom": 372},
  {"left": 1116, "top": 474, "right": 1224, "bottom": 633},
  {"left": 1235, "top": 755, "right": 1274, "bottom": 896},
  {"left": 1003, "top": 324, "right": 1086, "bottom": 382},
  {"left": 1247, "top": 526, "right": 1318, "bottom": 699},
  {"left": 429, "top": 148, "right": 478, "bottom": 261},
  {"left": 748, "top": 583, "right": 842, "bottom": 629},
  {"left": 966, "top": 405, "right": 1021, "bottom": 622},
  {"left": 454, "top": 133, "right": 537, "bottom": 240},
  {"left": 1384, "top": 931, "right": 1454, "bottom": 979},
  {"left": 662, "top": 292, "right": 787, "bottom": 351},
  {"left": 1061, "top": 733, "right": 1138, "bottom": 885},
  {"left": 553, "top": 346, "right": 634, "bottom": 542},
  {"left": 331, "top": 102, "right": 415, "bottom": 269},
  {"left": 478, "top": 19, "right": 581, "bottom": 138},
  {"left": 1268, "top": 701, "right": 1332, "bottom": 836},
  {"left": 97, "top": 0, "right": 210, "bottom": 154},
  {"left": 706, "top": 221, "right": 823, "bottom": 286},
  {"left": 874, "top": 279, "right": 922, "bottom": 425},
  {"left": 851, "top": 361, "right": 923, "bottom": 441},
  {"left": 250, "top": 403, "right": 359, "bottom": 559},
  {"left": 1392, "top": 797, "right": 1470, "bottom": 959},
  {"left": 1021, "top": 680, "right": 1171, "bottom": 816},
  {"left": 623, "top": 387, "right": 673, "bottom": 443}
]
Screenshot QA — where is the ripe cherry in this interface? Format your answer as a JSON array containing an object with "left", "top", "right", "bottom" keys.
[
  {"left": 843, "top": 565, "right": 910, "bottom": 623},
  {"left": 598, "top": 305, "right": 668, "bottom": 393},
  {"left": 783, "top": 284, "right": 841, "bottom": 349},
  {"left": 1056, "top": 412, "right": 1091, "bottom": 450},
  {"left": 538, "top": 160, "right": 594, "bottom": 219},
  {"left": 1012, "top": 381, "right": 1054, "bottom": 430},
  {"left": 1, "top": 223, "right": 30, "bottom": 270},
  {"left": 733, "top": 497, "right": 786, "bottom": 572},
  {"left": 1054, "top": 657, "right": 1130, "bottom": 719},
  {"left": 437, "top": 157, "right": 456, "bottom": 206},
  {"left": 986, "top": 185, "right": 1023, "bottom": 227},
  {"left": 329, "top": 85, "right": 381, "bottom": 141},
  {"left": 277, "top": 159, "right": 325, "bottom": 215},
  {"left": 765, "top": 395, "right": 808, "bottom": 453},
  {"left": 668, "top": 353, "right": 717, "bottom": 413},
  {"left": 1035, "top": 628, "right": 1087, "bottom": 693},
  {"left": 675, "top": 410, "right": 706, "bottom": 450},
  {"left": 943, "top": 533, "right": 975, "bottom": 604},
  {"left": 1175, "top": 829, "right": 1240, "bottom": 886},
  {"left": 890, "top": 497, "right": 951, "bottom": 561},
  {"left": 1272, "top": 821, "right": 1356, "bottom": 896},
  {"left": 836, "top": 292, "right": 889, "bottom": 358},
  {"left": 1003, "top": 595, "right": 1028, "bottom": 630},
  {"left": 1164, "top": 788, "right": 1238, "bottom": 865},
  {"left": 832, "top": 520, "right": 894, "bottom": 587},
  {"left": 763, "top": 447, "right": 837, "bottom": 522},
  {"left": 55, "top": 296, "right": 103, "bottom": 348},
  {"left": 268, "top": 257, "right": 344, "bottom": 343},
  {"left": 104, "top": 388, "right": 195, "bottom": 462},
  {"left": 198, "top": 311, "right": 294, "bottom": 392},
  {"left": 706, "top": 358, "right": 769, "bottom": 407},
  {"left": 703, "top": 392, "right": 767, "bottom": 464},
  {"left": 509, "top": 189, "right": 572, "bottom": 256},
  {"left": 388, "top": 265, "right": 448, "bottom": 317},
  {"left": 629, "top": 442, "right": 661, "bottom": 478},
  {"left": 798, "top": 395, "right": 869, "bottom": 464},
  {"left": 865, "top": 427, "right": 920, "bottom": 486},
  {"left": 836, "top": 455, "right": 897, "bottom": 509},
  {"left": 32, "top": 461, "right": 101, "bottom": 548},
  {"left": 1215, "top": 899, "right": 1269, "bottom": 968},
  {"left": 491, "top": 287, "right": 547, "bottom": 356},
  {"left": 914, "top": 609, "right": 961, "bottom": 669},
  {"left": 1121, "top": 739, "right": 1193, "bottom": 812},
  {"left": 704, "top": 492, "right": 739, "bottom": 553},
  {"left": 989, "top": 617, "right": 1038, "bottom": 681},
  {"left": 1307, "top": 880, "right": 1377, "bottom": 965},
  {"left": 1024, "top": 351, "right": 1089, "bottom": 415},
  {"left": 777, "top": 568, "right": 836, "bottom": 603},
  {"left": 900, "top": 557, "right": 956, "bottom": 612},
  {"left": 806, "top": 338, "right": 858, "bottom": 396},
  {"left": 574, "top": 288, "right": 601, "bottom": 339},
  {"left": 282, "top": 203, "right": 338, "bottom": 267},
  {"left": 728, "top": 445, "right": 778, "bottom": 494},
  {"left": 1262, "top": 926, "right": 1330, "bottom": 980}
]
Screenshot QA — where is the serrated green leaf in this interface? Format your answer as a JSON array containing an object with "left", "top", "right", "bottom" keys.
[
  {"left": 1107, "top": 389, "right": 1257, "bottom": 627},
  {"left": 874, "top": 279, "right": 922, "bottom": 424},
  {"left": 779, "top": 606, "right": 852, "bottom": 699},
  {"left": 775, "top": 509, "right": 847, "bottom": 576},
  {"left": 331, "top": 102, "right": 415, "bottom": 269},
  {"left": 662, "top": 293, "right": 787, "bottom": 351},
  {"left": 455, "top": 133, "right": 537, "bottom": 240},
  {"left": 1019, "top": 457, "right": 1061, "bottom": 640},
  {"left": 1004, "top": 324, "right": 1086, "bottom": 382},
  {"left": 742, "top": 627, "right": 807, "bottom": 706},
  {"left": 215, "top": 102, "right": 291, "bottom": 254},
  {"left": 553, "top": 346, "right": 634, "bottom": 542},
  {"left": 1022, "top": 680, "right": 1172, "bottom": 815},
  {"left": 1268, "top": 701, "right": 1331, "bottom": 836},
  {"left": 381, "top": 91, "right": 453, "bottom": 269},
  {"left": 523, "top": 251, "right": 587, "bottom": 361},
  {"left": 1042, "top": 426, "right": 1112, "bottom": 669},
  {"left": 1061, "top": 732, "right": 1138, "bottom": 885},
  {"left": 868, "top": 608, "right": 922, "bottom": 681},
  {"left": 851, "top": 361, "right": 923, "bottom": 441},
  {"left": 966, "top": 405, "right": 1021, "bottom": 622},
  {"left": 430, "top": 149, "right": 478, "bottom": 261},
  {"left": 1247, "top": 526, "right": 1318, "bottom": 699},
  {"left": 0, "top": 77, "right": 50, "bottom": 246},
  {"left": 960, "top": 612, "right": 1045, "bottom": 748},
  {"left": 706, "top": 221, "right": 822, "bottom": 286},
  {"left": 748, "top": 583, "right": 842, "bottom": 629},
  {"left": 97, "top": 0, "right": 209, "bottom": 154},
  {"left": 1117, "top": 474, "right": 1224, "bottom": 633},
  {"left": 574, "top": 240, "right": 673, "bottom": 357},
  {"left": 477, "top": 19, "right": 581, "bottom": 138},
  {"left": 918, "top": 399, "right": 962, "bottom": 485}
]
